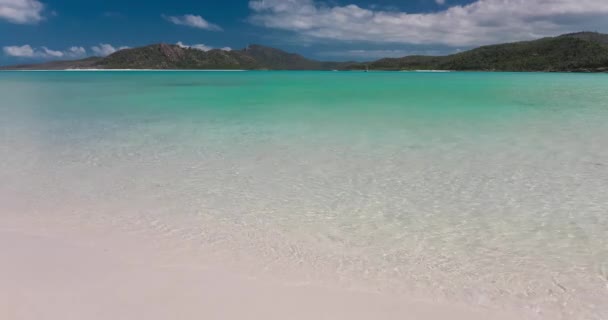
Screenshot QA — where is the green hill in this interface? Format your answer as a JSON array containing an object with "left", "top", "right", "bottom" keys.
[
  {"left": 2, "top": 32, "right": 608, "bottom": 72},
  {"left": 77, "top": 43, "right": 343, "bottom": 70},
  {"left": 361, "top": 32, "right": 608, "bottom": 72},
  {"left": 97, "top": 44, "right": 259, "bottom": 69}
]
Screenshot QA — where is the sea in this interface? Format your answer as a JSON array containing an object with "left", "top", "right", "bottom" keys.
[{"left": 1, "top": 71, "right": 607, "bottom": 319}]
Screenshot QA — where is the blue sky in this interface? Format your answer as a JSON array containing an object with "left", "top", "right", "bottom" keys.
[{"left": 1, "top": 0, "right": 608, "bottom": 65}]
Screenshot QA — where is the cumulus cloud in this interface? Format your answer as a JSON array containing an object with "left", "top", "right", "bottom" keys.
[
  {"left": 435, "top": 0, "right": 446, "bottom": 5},
  {"left": 176, "top": 41, "right": 213, "bottom": 51},
  {"left": 248, "top": 0, "right": 608, "bottom": 47},
  {"left": 67, "top": 46, "right": 86, "bottom": 56},
  {"left": 41, "top": 46, "right": 63, "bottom": 57},
  {"left": 163, "top": 14, "right": 222, "bottom": 31},
  {"left": 3, "top": 44, "right": 35, "bottom": 57},
  {"left": 0, "top": 0, "right": 44, "bottom": 24},
  {"left": 90, "top": 43, "right": 129, "bottom": 56},
  {"left": 176, "top": 41, "right": 232, "bottom": 52},
  {"left": 3, "top": 44, "right": 87, "bottom": 58}
]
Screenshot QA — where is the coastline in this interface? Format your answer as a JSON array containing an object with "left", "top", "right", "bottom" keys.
[
  {"left": 0, "top": 214, "right": 512, "bottom": 320},
  {"left": 1, "top": 68, "right": 607, "bottom": 73},
  {"left": 0, "top": 69, "right": 248, "bottom": 72}
]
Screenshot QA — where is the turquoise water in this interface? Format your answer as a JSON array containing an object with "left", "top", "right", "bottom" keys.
[{"left": 1, "top": 71, "right": 607, "bottom": 319}]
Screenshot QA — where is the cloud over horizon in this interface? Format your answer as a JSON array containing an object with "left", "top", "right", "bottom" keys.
[
  {"left": 248, "top": 0, "right": 608, "bottom": 47},
  {"left": 163, "top": 14, "right": 222, "bottom": 31},
  {"left": 90, "top": 43, "right": 129, "bottom": 56},
  {"left": 3, "top": 44, "right": 86, "bottom": 58},
  {"left": 0, "top": 0, "right": 44, "bottom": 24},
  {"left": 2, "top": 41, "right": 236, "bottom": 61}
]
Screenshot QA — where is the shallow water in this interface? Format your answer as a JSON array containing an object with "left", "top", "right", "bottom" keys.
[{"left": 1, "top": 71, "right": 607, "bottom": 319}]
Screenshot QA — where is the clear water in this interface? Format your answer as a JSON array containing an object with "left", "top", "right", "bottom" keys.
[{"left": 1, "top": 71, "right": 607, "bottom": 319}]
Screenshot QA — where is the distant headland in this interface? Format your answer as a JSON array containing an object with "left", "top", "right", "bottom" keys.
[{"left": 2, "top": 32, "right": 608, "bottom": 72}]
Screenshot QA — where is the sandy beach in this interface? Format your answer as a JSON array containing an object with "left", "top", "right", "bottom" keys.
[{"left": 0, "top": 214, "right": 513, "bottom": 320}]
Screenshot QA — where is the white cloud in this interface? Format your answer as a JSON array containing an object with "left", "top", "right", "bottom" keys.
[
  {"left": 67, "top": 46, "right": 86, "bottom": 57},
  {"left": 41, "top": 46, "right": 63, "bottom": 57},
  {"left": 176, "top": 41, "right": 213, "bottom": 51},
  {"left": 3, "top": 44, "right": 87, "bottom": 58},
  {"left": 0, "top": 0, "right": 44, "bottom": 24},
  {"left": 176, "top": 41, "right": 232, "bottom": 52},
  {"left": 3, "top": 44, "right": 35, "bottom": 57},
  {"left": 435, "top": 0, "right": 446, "bottom": 5},
  {"left": 163, "top": 14, "right": 222, "bottom": 31},
  {"left": 248, "top": 0, "right": 608, "bottom": 47},
  {"left": 91, "top": 43, "right": 129, "bottom": 56}
]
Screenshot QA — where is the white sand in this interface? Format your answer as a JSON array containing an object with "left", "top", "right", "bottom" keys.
[{"left": 0, "top": 216, "right": 513, "bottom": 320}]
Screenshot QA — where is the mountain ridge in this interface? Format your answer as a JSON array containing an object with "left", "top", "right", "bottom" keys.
[{"left": 2, "top": 32, "right": 608, "bottom": 72}]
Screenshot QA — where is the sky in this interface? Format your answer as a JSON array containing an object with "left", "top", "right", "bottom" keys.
[{"left": 1, "top": 0, "right": 608, "bottom": 64}]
